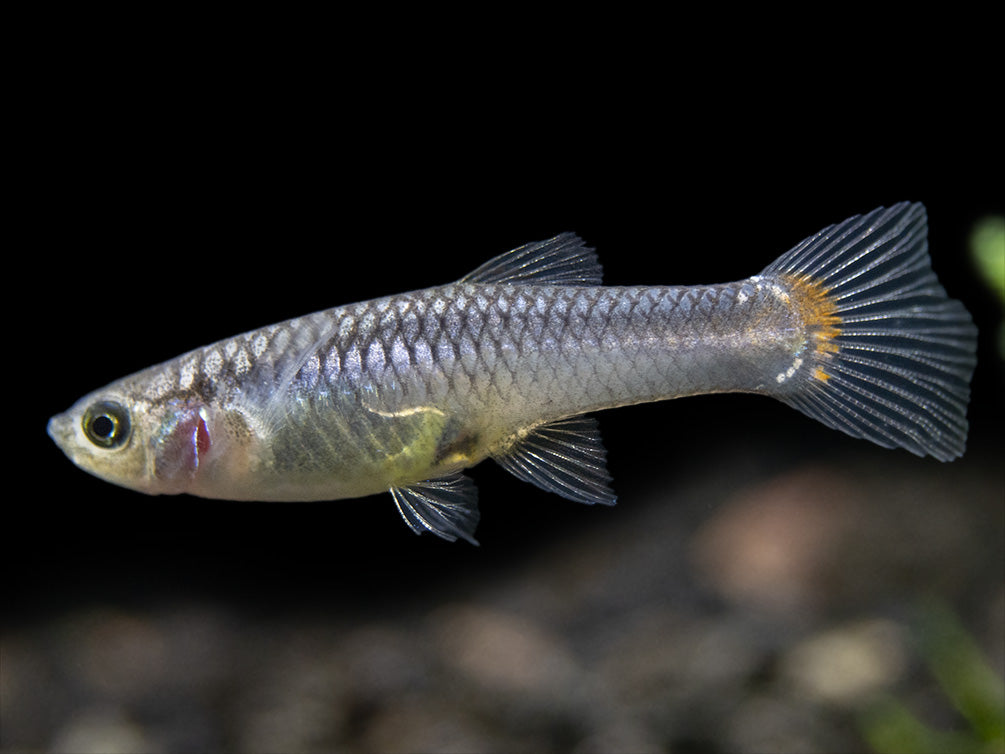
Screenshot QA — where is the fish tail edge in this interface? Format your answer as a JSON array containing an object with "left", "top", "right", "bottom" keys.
[{"left": 760, "top": 202, "right": 978, "bottom": 461}]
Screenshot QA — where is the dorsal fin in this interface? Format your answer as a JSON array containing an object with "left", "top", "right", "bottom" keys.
[{"left": 459, "top": 233, "right": 603, "bottom": 286}]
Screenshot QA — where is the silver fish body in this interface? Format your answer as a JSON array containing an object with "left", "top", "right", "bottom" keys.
[
  {"left": 171, "top": 279, "right": 794, "bottom": 499},
  {"left": 48, "top": 204, "right": 978, "bottom": 543}
]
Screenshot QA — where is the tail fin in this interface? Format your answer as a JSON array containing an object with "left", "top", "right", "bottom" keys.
[{"left": 762, "top": 202, "right": 977, "bottom": 461}]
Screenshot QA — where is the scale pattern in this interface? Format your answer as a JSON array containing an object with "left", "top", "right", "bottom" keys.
[{"left": 208, "top": 280, "right": 797, "bottom": 443}]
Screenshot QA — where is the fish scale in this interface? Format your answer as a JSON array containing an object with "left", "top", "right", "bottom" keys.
[
  {"left": 237, "top": 280, "right": 797, "bottom": 489},
  {"left": 49, "top": 204, "right": 977, "bottom": 543}
]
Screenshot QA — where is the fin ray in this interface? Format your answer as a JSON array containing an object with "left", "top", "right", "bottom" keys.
[
  {"left": 390, "top": 473, "right": 480, "bottom": 545},
  {"left": 460, "top": 233, "right": 603, "bottom": 286},
  {"left": 494, "top": 416, "right": 616, "bottom": 505},
  {"left": 765, "top": 202, "right": 977, "bottom": 461}
]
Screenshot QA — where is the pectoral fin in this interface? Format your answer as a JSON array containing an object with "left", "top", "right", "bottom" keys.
[
  {"left": 494, "top": 416, "right": 616, "bottom": 506},
  {"left": 390, "top": 473, "right": 481, "bottom": 545}
]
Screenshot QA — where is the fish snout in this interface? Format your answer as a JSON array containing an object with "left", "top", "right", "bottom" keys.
[{"left": 47, "top": 412, "right": 74, "bottom": 456}]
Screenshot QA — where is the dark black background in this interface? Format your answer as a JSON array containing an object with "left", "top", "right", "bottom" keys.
[{"left": 15, "top": 36, "right": 1002, "bottom": 624}]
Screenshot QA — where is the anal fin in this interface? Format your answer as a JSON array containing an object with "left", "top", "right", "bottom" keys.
[
  {"left": 494, "top": 416, "right": 616, "bottom": 506},
  {"left": 390, "top": 473, "right": 480, "bottom": 545}
]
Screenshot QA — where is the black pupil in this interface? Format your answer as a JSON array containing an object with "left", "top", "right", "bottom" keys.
[{"left": 91, "top": 414, "right": 115, "bottom": 439}]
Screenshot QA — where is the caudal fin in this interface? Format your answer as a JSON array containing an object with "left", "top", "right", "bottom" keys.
[{"left": 762, "top": 202, "right": 977, "bottom": 461}]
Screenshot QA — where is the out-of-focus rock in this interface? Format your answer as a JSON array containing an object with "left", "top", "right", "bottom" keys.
[
  {"left": 689, "top": 466, "right": 862, "bottom": 615},
  {"left": 49, "top": 708, "right": 159, "bottom": 754},
  {"left": 429, "top": 603, "right": 580, "bottom": 697},
  {"left": 780, "top": 618, "right": 908, "bottom": 705}
]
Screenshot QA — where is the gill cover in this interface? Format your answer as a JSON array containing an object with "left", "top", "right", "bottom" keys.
[{"left": 152, "top": 405, "right": 212, "bottom": 489}]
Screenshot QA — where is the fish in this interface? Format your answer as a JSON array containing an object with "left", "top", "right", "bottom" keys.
[{"left": 48, "top": 202, "right": 978, "bottom": 544}]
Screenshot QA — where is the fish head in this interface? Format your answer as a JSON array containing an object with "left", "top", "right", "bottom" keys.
[{"left": 48, "top": 380, "right": 213, "bottom": 496}]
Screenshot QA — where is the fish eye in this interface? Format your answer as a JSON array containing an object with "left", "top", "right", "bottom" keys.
[{"left": 82, "top": 401, "right": 131, "bottom": 449}]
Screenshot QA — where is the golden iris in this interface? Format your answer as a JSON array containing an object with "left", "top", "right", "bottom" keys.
[{"left": 82, "top": 401, "right": 131, "bottom": 449}]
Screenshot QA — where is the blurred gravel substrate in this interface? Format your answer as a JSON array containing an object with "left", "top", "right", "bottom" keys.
[{"left": 4, "top": 447, "right": 1002, "bottom": 753}]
